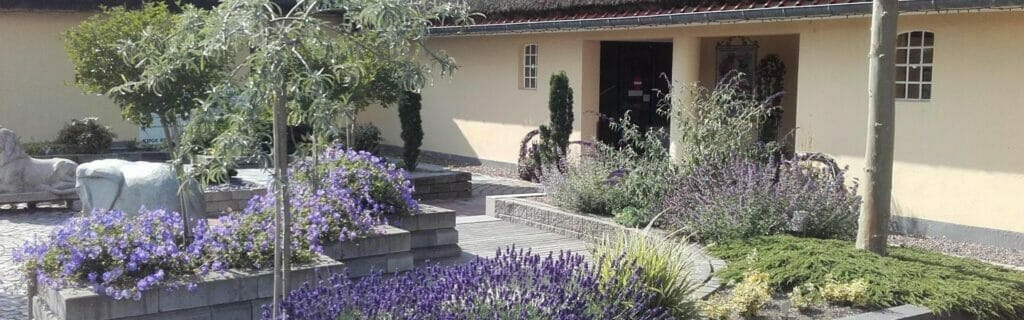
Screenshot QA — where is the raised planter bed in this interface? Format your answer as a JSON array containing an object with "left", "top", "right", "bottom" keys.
[
  {"left": 408, "top": 164, "right": 471, "bottom": 201},
  {"left": 202, "top": 188, "right": 266, "bottom": 218},
  {"left": 32, "top": 256, "right": 341, "bottom": 320},
  {"left": 390, "top": 204, "right": 460, "bottom": 261},
  {"left": 29, "top": 223, "right": 433, "bottom": 320}
]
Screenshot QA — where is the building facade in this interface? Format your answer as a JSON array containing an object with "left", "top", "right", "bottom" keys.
[{"left": 360, "top": 0, "right": 1024, "bottom": 247}]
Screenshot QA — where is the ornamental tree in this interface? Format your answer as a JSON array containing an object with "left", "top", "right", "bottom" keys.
[
  {"left": 120, "top": 0, "right": 474, "bottom": 316},
  {"left": 64, "top": 3, "right": 228, "bottom": 149}
]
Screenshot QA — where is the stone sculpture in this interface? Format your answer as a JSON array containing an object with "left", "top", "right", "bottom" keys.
[
  {"left": 76, "top": 159, "right": 205, "bottom": 219},
  {"left": 0, "top": 128, "right": 78, "bottom": 195}
]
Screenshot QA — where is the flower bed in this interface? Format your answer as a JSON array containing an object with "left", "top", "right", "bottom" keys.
[{"left": 271, "top": 248, "right": 669, "bottom": 319}]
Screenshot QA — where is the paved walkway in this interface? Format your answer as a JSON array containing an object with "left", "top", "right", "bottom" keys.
[{"left": 0, "top": 209, "right": 73, "bottom": 319}]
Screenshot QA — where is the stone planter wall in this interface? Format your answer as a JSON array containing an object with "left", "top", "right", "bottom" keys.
[
  {"left": 410, "top": 170, "right": 471, "bottom": 201},
  {"left": 202, "top": 188, "right": 267, "bottom": 217},
  {"left": 30, "top": 224, "right": 428, "bottom": 320},
  {"left": 390, "top": 204, "right": 460, "bottom": 261},
  {"left": 320, "top": 225, "right": 414, "bottom": 278},
  {"left": 485, "top": 193, "right": 725, "bottom": 299},
  {"left": 33, "top": 256, "right": 342, "bottom": 320}
]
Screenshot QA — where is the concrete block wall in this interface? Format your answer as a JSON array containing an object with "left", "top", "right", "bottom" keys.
[
  {"left": 410, "top": 171, "right": 471, "bottom": 201},
  {"left": 390, "top": 204, "right": 460, "bottom": 261},
  {"left": 202, "top": 188, "right": 267, "bottom": 217}
]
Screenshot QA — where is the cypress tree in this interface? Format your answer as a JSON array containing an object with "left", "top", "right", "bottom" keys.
[{"left": 399, "top": 91, "right": 424, "bottom": 171}]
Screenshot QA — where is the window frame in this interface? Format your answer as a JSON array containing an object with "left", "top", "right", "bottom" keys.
[
  {"left": 521, "top": 43, "right": 538, "bottom": 90},
  {"left": 895, "top": 30, "right": 935, "bottom": 101}
]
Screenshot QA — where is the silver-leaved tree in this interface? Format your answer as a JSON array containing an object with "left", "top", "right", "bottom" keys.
[{"left": 118, "top": 0, "right": 474, "bottom": 316}]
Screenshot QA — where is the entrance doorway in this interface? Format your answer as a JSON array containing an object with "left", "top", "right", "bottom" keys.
[{"left": 598, "top": 41, "right": 673, "bottom": 145}]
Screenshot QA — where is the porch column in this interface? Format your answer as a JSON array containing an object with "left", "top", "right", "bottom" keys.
[{"left": 669, "top": 36, "right": 701, "bottom": 162}]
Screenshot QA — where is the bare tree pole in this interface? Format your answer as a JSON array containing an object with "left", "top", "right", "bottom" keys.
[
  {"left": 856, "top": 0, "right": 899, "bottom": 255},
  {"left": 271, "top": 80, "right": 292, "bottom": 318}
]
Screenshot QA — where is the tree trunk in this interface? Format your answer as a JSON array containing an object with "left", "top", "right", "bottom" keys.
[
  {"left": 270, "top": 82, "right": 292, "bottom": 318},
  {"left": 856, "top": 0, "right": 899, "bottom": 255}
]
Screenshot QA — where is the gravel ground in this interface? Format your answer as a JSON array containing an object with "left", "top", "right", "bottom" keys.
[
  {"left": 708, "top": 289, "right": 869, "bottom": 320},
  {"left": 889, "top": 234, "right": 1024, "bottom": 269}
]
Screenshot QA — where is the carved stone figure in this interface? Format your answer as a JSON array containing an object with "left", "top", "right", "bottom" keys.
[
  {"left": 0, "top": 128, "right": 78, "bottom": 195},
  {"left": 76, "top": 159, "right": 204, "bottom": 219}
]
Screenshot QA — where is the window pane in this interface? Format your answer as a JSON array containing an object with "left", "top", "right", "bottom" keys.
[
  {"left": 909, "top": 67, "right": 921, "bottom": 81},
  {"left": 896, "top": 67, "right": 908, "bottom": 81},
  {"left": 921, "top": 84, "right": 931, "bottom": 99},
  {"left": 910, "top": 31, "right": 923, "bottom": 46},
  {"left": 909, "top": 49, "right": 921, "bottom": 64},
  {"left": 922, "top": 67, "right": 932, "bottom": 82},
  {"left": 907, "top": 84, "right": 920, "bottom": 99},
  {"left": 896, "top": 84, "right": 907, "bottom": 99},
  {"left": 923, "top": 32, "right": 934, "bottom": 46},
  {"left": 898, "top": 33, "right": 909, "bottom": 47},
  {"left": 530, "top": 78, "right": 537, "bottom": 89},
  {"left": 896, "top": 49, "right": 908, "bottom": 64},
  {"left": 923, "top": 48, "right": 933, "bottom": 64}
]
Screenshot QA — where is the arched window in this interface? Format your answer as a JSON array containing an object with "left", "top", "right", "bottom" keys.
[
  {"left": 522, "top": 44, "right": 538, "bottom": 90},
  {"left": 896, "top": 31, "right": 934, "bottom": 100}
]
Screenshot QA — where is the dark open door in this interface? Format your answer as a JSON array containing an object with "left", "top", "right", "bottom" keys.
[{"left": 598, "top": 41, "right": 673, "bottom": 145}]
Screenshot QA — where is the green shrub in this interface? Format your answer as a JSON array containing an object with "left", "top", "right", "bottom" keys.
[
  {"left": 663, "top": 73, "right": 780, "bottom": 172},
  {"left": 542, "top": 113, "right": 676, "bottom": 225},
  {"left": 55, "top": 117, "right": 116, "bottom": 154},
  {"left": 398, "top": 91, "right": 423, "bottom": 171},
  {"left": 788, "top": 283, "right": 823, "bottom": 311},
  {"left": 21, "top": 141, "right": 62, "bottom": 156},
  {"left": 592, "top": 230, "right": 699, "bottom": 319},
  {"left": 519, "top": 71, "right": 573, "bottom": 181},
  {"left": 341, "top": 123, "right": 382, "bottom": 153},
  {"left": 708, "top": 235, "right": 1024, "bottom": 319},
  {"left": 64, "top": 3, "right": 226, "bottom": 147}
]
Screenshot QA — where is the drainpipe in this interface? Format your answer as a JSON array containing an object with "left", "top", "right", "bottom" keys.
[{"left": 431, "top": 0, "right": 1024, "bottom": 36}]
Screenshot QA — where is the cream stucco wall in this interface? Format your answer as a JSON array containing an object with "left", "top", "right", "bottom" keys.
[
  {"left": 793, "top": 12, "right": 1024, "bottom": 234},
  {"left": 360, "top": 11, "right": 1024, "bottom": 234},
  {"left": 0, "top": 11, "right": 139, "bottom": 142}
]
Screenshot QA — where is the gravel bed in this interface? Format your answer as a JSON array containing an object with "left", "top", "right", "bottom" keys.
[
  {"left": 889, "top": 234, "right": 1024, "bottom": 269},
  {"left": 707, "top": 289, "right": 869, "bottom": 320}
]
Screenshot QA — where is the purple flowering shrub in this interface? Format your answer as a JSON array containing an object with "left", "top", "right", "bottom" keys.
[
  {"left": 198, "top": 146, "right": 418, "bottom": 271},
  {"left": 663, "top": 157, "right": 861, "bottom": 243},
  {"left": 268, "top": 248, "right": 670, "bottom": 320},
  {"left": 13, "top": 209, "right": 209, "bottom": 300}
]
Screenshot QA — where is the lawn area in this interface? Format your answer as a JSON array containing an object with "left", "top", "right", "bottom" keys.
[{"left": 708, "top": 235, "right": 1024, "bottom": 319}]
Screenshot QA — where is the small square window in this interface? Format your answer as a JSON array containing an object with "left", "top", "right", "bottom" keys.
[{"left": 896, "top": 31, "right": 934, "bottom": 101}]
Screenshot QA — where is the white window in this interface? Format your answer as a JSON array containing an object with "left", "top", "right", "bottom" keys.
[
  {"left": 896, "top": 31, "right": 934, "bottom": 100},
  {"left": 522, "top": 44, "right": 538, "bottom": 90}
]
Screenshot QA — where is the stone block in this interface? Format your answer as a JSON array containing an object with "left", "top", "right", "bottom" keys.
[
  {"left": 391, "top": 207, "right": 455, "bottom": 231},
  {"left": 410, "top": 228, "right": 458, "bottom": 248},
  {"left": 204, "top": 191, "right": 233, "bottom": 202},
  {"left": 322, "top": 225, "right": 409, "bottom": 260},
  {"left": 209, "top": 302, "right": 251, "bottom": 320},
  {"left": 412, "top": 244, "right": 462, "bottom": 261},
  {"left": 341, "top": 252, "right": 414, "bottom": 278}
]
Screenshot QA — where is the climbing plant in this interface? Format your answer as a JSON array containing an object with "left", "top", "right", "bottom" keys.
[{"left": 755, "top": 54, "right": 786, "bottom": 146}]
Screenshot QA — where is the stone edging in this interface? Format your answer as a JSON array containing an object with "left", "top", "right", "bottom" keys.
[{"left": 484, "top": 193, "right": 725, "bottom": 300}]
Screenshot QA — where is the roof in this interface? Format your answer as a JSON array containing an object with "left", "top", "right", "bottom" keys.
[
  {"left": 0, "top": 0, "right": 218, "bottom": 11},
  {"left": 435, "top": 0, "right": 1024, "bottom": 35}
]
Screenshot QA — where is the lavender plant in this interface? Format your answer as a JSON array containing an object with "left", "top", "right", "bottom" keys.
[
  {"left": 14, "top": 209, "right": 210, "bottom": 300},
  {"left": 267, "top": 247, "right": 670, "bottom": 319},
  {"left": 663, "top": 156, "right": 861, "bottom": 243},
  {"left": 542, "top": 113, "right": 677, "bottom": 226}
]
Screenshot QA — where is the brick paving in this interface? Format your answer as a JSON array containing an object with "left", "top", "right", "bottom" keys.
[{"left": 0, "top": 208, "right": 75, "bottom": 319}]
